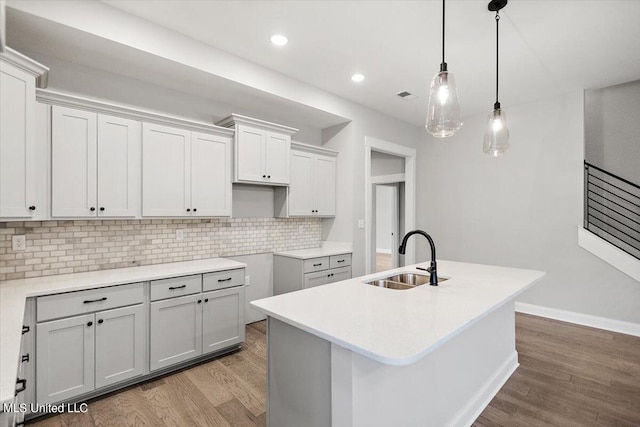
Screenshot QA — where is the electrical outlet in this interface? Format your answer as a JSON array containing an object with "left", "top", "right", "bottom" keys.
[
  {"left": 12, "top": 235, "right": 26, "bottom": 251},
  {"left": 176, "top": 229, "right": 185, "bottom": 241},
  {"left": 298, "top": 225, "right": 304, "bottom": 234},
  {"left": 358, "top": 219, "right": 365, "bottom": 229},
  {"left": 245, "top": 276, "right": 251, "bottom": 286}
]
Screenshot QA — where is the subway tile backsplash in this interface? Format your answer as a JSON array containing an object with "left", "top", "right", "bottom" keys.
[{"left": 0, "top": 218, "right": 321, "bottom": 281}]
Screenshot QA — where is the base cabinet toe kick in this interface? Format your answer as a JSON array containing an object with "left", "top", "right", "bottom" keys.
[{"left": 2, "top": 266, "right": 245, "bottom": 425}]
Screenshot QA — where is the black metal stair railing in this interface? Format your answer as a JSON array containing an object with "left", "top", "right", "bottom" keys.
[{"left": 584, "top": 162, "right": 640, "bottom": 260}]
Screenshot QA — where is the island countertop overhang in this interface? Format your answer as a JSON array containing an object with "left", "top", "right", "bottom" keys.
[{"left": 251, "top": 260, "right": 545, "bottom": 366}]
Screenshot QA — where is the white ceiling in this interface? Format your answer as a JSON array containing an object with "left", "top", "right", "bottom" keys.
[{"left": 9, "top": 1, "right": 640, "bottom": 127}]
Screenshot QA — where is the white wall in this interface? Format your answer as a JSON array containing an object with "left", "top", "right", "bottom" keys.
[
  {"left": 585, "top": 79, "right": 640, "bottom": 184},
  {"left": 375, "top": 185, "right": 393, "bottom": 252},
  {"left": 371, "top": 151, "right": 405, "bottom": 176},
  {"left": 416, "top": 91, "right": 640, "bottom": 324}
]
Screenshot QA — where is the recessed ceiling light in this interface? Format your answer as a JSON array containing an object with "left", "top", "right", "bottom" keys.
[
  {"left": 351, "top": 73, "right": 365, "bottom": 83},
  {"left": 270, "top": 34, "right": 288, "bottom": 46}
]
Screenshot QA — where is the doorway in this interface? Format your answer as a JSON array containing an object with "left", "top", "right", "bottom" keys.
[{"left": 374, "top": 183, "right": 401, "bottom": 272}]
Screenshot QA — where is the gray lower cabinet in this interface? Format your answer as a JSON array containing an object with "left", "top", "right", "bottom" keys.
[
  {"left": 36, "top": 313, "right": 95, "bottom": 405},
  {"left": 150, "top": 293, "right": 203, "bottom": 371},
  {"left": 150, "top": 286, "right": 245, "bottom": 371},
  {"left": 203, "top": 287, "right": 245, "bottom": 354},
  {"left": 36, "top": 304, "right": 145, "bottom": 405},
  {"left": 274, "top": 253, "right": 353, "bottom": 295}
]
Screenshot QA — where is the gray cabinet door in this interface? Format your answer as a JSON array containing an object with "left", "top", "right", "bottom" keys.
[
  {"left": 150, "top": 294, "right": 202, "bottom": 371},
  {"left": 95, "top": 304, "right": 145, "bottom": 388},
  {"left": 202, "top": 287, "right": 245, "bottom": 355},
  {"left": 328, "top": 266, "right": 352, "bottom": 284},
  {"left": 303, "top": 270, "right": 330, "bottom": 289},
  {"left": 36, "top": 313, "right": 95, "bottom": 404}
]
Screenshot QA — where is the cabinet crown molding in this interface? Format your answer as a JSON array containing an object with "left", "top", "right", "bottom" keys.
[
  {"left": 292, "top": 141, "right": 338, "bottom": 157},
  {"left": 0, "top": 47, "right": 49, "bottom": 88},
  {"left": 216, "top": 113, "right": 298, "bottom": 135},
  {"left": 36, "top": 90, "right": 235, "bottom": 137}
]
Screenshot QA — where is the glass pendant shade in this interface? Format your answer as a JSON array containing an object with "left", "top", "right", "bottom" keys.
[
  {"left": 425, "top": 70, "right": 463, "bottom": 138},
  {"left": 482, "top": 107, "right": 509, "bottom": 156}
]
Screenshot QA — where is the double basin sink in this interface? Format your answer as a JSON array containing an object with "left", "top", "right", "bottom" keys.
[{"left": 364, "top": 273, "right": 449, "bottom": 290}]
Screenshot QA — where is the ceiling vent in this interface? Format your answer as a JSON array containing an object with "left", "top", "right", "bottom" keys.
[{"left": 396, "top": 91, "right": 418, "bottom": 100}]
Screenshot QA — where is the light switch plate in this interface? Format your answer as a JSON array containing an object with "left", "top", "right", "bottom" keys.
[
  {"left": 358, "top": 219, "right": 365, "bottom": 229},
  {"left": 12, "top": 235, "right": 26, "bottom": 251}
]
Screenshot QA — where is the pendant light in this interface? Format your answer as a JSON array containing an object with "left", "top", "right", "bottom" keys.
[
  {"left": 483, "top": 0, "right": 509, "bottom": 156},
  {"left": 426, "top": 0, "right": 462, "bottom": 138}
]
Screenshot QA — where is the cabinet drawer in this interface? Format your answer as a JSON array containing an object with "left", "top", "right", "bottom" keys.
[
  {"left": 37, "top": 283, "right": 144, "bottom": 322},
  {"left": 330, "top": 254, "right": 352, "bottom": 269},
  {"left": 150, "top": 274, "right": 202, "bottom": 301},
  {"left": 203, "top": 268, "right": 245, "bottom": 292},
  {"left": 303, "top": 257, "right": 329, "bottom": 273}
]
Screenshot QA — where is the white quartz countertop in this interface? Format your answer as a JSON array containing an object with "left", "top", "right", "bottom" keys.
[
  {"left": 0, "top": 258, "right": 246, "bottom": 404},
  {"left": 273, "top": 247, "right": 352, "bottom": 259},
  {"left": 251, "top": 260, "right": 544, "bottom": 366}
]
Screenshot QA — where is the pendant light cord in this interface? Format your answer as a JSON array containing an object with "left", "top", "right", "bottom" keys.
[
  {"left": 495, "top": 12, "right": 500, "bottom": 108},
  {"left": 442, "top": 0, "right": 446, "bottom": 65}
]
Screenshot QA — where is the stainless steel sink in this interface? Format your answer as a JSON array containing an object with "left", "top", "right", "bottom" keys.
[{"left": 364, "top": 273, "right": 448, "bottom": 290}]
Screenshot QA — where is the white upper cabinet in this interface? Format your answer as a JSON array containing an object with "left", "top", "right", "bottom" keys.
[
  {"left": 97, "top": 115, "right": 141, "bottom": 217},
  {"left": 52, "top": 106, "right": 140, "bottom": 218},
  {"left": 191, "top": 131, "right": 232, "bottom": 217},
  {"left": 0, "top": 49, "right": 48, "bottom": 219},
  {"left": 276, "top": 142, "right": 338, "bottom": 218},
  {"left": 143, "top": 124, "right": 232, "bottom": 217},
  {"left": 142, "top": 123, "right": 191, "bottom": 217},
  {"left": 52, "top": 106, "right": 98, "bottom": 217},
  {"left": 216, "top": 114, "right": 297, "bottom": 186}
]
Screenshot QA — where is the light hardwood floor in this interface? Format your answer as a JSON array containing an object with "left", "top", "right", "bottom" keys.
[
  {"left": 28, "top": 314, "right": 640, "bottom": 426},
  {"left": 376, "top": 252, "right": 392, "bottom": 272}
]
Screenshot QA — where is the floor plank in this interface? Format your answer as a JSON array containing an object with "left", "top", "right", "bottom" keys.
[{"left": 27, "top": 315, "right": 640, "bottom": 426}]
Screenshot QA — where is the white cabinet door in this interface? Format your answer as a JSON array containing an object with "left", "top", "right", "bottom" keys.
[
  {"left": 191, "top": 132, "right": 231, "bottom": 217},
  {"left": 327, "top": 266, "right": 352, "bottom": 284},
  {"left": 235, "top": 124, "right": 264, "bottom": 182},
  {"left": 303, "top": 270, "right": 330, "bottom": 289},
  {"left": 95, "top": 304, "right": 144, "bottom": 389},
  {"left": 150, "top": 293, "right": 202, "bottom": 371},
  {"left": 265, "top": 131, "right": 290, "bottom": 185},
  {"left": 97, "top": 114, "right": 141, "bottom": 217},
  {"left": 313, "top": 155, "right": 336, "bottom": 216},
  {"left": 51, "top": 106, "right": 98, "bottom": 217},
  {"left": 202, "top": 286, "right": 245, "bottom": 355},
  {"left": 288, "top": 150, "right": 314, "bottom": 216},
  {"left": 142, "top": 123, "right": 191, "bottom": 216},
  {"left": 0, "top": 62, "right": 36, "bottom": 218},
  {"left": 36, "top": 313, "right": 95, "bottom": 404}
]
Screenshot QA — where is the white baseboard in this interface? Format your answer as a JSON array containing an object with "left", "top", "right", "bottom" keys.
[
  {"left": 453, "top": 351, "right": 519, "bottom": 427},
  {"left": 577, "top": 227, "right": 640, "bottom": 283},
  {"left": 375, "top": 248, "right": 392, "bottom": 254},
  {"left": 515, "top": 302, "right": 640, "bottom": 337}
]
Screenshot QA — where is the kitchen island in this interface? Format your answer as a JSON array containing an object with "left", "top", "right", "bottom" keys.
[{"left": 251, "top": 260, "right": 544, "bottom": 427}]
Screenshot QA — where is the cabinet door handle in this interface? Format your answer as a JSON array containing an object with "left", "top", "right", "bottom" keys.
[
  {"left": 83, "top": 297, "right": 107, "bottom": 304},
  {"left": 204, "top": 298, "right": 209, "bottom": 303},
  {"left": 262, "top": 175, "right": 266, "bottom": 178},
  {"left": 193, "top": 208, "right": 197, "bottom": 212},
  {"left": 90, "top": 207, "right": 96, "bottom": 211},
  {"left": 22, "top": 325, "right": 30, "bottom": 335},
  {"left": 267, "top": 175, "right": 271, "bottom": 178},
  {"left": 87, "top": 321, "right": 93, "bottom": 327},
  {"left": 187, "top": 208, "right": 191, "bottom": 212},
  {"left": 197, "top": 299, "right": 202, "bottom": 304},
  {"left": 99, "top": 207, "right": 105, "bottom": 211},
  {"left": 15, "top": 378, "right": 26, "bottom": 396},
  {"left": 217, "top": 277, "right": 232, "bottom": 282},
  {"left": 29, "top": 205, "right": 36, "bottom": 211},
  {"left": 169, "top": 285, "right": 186, "bottom": 290},
  {"left": 21, "top": 354, "right": 29, "bottom": 363},
  {"left": 313, "top": 263, "right": 322, "bottom": 267},
  {"left": 98, "top": 319, "right": 104, "bottom": 324}
]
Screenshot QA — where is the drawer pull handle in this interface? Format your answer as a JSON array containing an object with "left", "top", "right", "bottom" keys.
[
  {"left": 217, "top": 277, "right": 232, "bottom": 282},
  {"left": 169, "top": 285, "right": 186, "bottom": 290},
  {"left": 313, "top": 263, "right": 322, "bottom": 267},
  {"left": 83, "top": 297, "right": 107, "bottom": 304},
  {"left": 337, "top": 260, "right": 345, "bottom": 263},
  {"left": 21, "top": 325, "right": 30, "bottom": 335},
  {"left": 21, "top": 354, "right": 29, "bottom": 363},
  {"left": 15, "top": 378, "right": 26, "bottom": 396}
]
